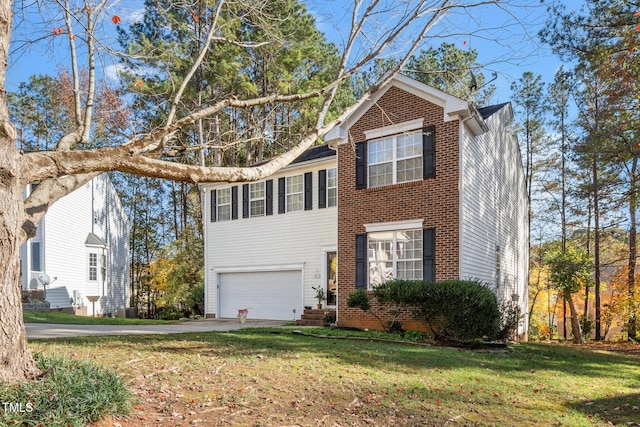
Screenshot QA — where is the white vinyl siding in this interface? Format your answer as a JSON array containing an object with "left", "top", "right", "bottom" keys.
[
  {"left": 286, "top": 175, "right": 303, "bottom": 212},
  {"left": 459, "top": 104, "right": 529, "bottom": 333},
  {"left": 23, "top": 174, "right": 130, "bottom": 314},
  {"left": 368, "top": 131, "right": 422, "bottom": 188},
  {"left": 203, "top": 158, "right": 337, "bottom": 318}
]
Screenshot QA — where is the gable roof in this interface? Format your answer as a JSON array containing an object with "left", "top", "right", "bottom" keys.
[
  {"left": 324, "top": 74, "right": 489, "bottom": 146},
  {"left": 85, "top": 232, "right": 107, "bottom": 248}
]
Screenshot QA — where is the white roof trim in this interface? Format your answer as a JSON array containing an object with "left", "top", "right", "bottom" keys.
[
  {"left": 324, "top": 74, "right": 488, "bottom": 145},
  {"left": 363, "top": 118, "right": 424, "bottom": 140},
  {"left": 364, "top": 218, "right": 424, "bottom": 233}
]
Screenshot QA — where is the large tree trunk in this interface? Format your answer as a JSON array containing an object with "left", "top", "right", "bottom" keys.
[
  {"left": 628, "top": 157, "right": 638, "bottom": 341},
  {"left": 565, "top": 290, "right": 583, "bottom": 344},
  {"left": 0, "top": 1, "right": 41, "bottom": 382},
  {"left": 0, "top": 173, "right": 41, "bottom": 382}
]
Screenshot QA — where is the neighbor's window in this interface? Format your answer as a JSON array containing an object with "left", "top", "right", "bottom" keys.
[
  {"left": 286, "top": 175, "right": 303, "bottom": 212},
  {"left": 368, "top": 229, "right": 422, "bottom": 287},
  {"left": 250, "top": 182, "right": 265, "bottom": 217},
  {"left": 30, "top": 241, "right": 41, "bottom": 271},
  {"left": 368, "top": 130, "right": 422, "bottom": 188},
  {"left": 217, "top": 187, "right": 231, "bottom": 221},
  {"left": 88, "top": 253, "right": 98, "bottom": 281},
  {"left": 326, "top": 168, "right": 337, "bottom": 207}
]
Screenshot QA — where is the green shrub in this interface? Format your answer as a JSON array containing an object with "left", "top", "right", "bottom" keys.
[
  {"left": 396, "top": 279, "right": 501, "bottom": 341},
  {"left": 323, "top": 311, "right": 336, "bottom": 326},
  {"left": 347, "top": 285, "right": 407, "bottom": 333},
  {"left": 0, "top": 353, "right": 132, "bottom": 426}
]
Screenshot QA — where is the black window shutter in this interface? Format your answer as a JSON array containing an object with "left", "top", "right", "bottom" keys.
[
  {"left": 266, "top": 180, "right": 273, "bottom": 215},
  {"left": 318, "top": 169, "right": 327, "bottom": 209},
  {"left": 210, "top": 189, "right": 216, "bottom": 222},
  {"left": 242, "top": 184, "right": 249, "bottom": 218},
  {"left": 355, "top": 142, "right": 367, "bottom": 189},
  {"left": 278, "top": 177, "right": 286, "bottom": 213},
  {"left": 231, "top": 186, "right": 238, "bottom": 220},
  {"left": 355, "top": 233, "right": 367, "bottom": 290},
  {"left": 423, "top": 228, "right": 436, "bottom": 282},
  {"left": 304, "top": 172, "right": 313, "bottom": 210},
  {"left": 423, "top": 126, "right": 436, "bottom": 179}
]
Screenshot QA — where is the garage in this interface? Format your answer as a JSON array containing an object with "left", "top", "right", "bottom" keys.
[{"left": 217, "top": 270, "right": 303, "bottom": 320}]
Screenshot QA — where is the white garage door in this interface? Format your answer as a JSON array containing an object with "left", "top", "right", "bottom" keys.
[{"left": 218, "top": 270, "right": 302, "bottom": 320}]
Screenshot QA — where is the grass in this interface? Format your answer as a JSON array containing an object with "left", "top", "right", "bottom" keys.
[
  {"left": 23, "top": 310, "right": 175, "bottom": 325},
  {"left": 22, "top": 328, "right": 640, "bottom": 426},
  {"left": 0, "top": 353, "right": 131, "bottom": 426}
]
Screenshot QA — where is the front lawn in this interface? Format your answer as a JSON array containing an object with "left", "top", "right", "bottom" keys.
[
  {"left": 23, "top": 310, "right": 174, "bottom": 325},
  {"left": 24, "top": 329, "right": 640, "bottom": 426}
]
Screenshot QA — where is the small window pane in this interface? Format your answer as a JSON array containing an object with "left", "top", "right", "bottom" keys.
[
  {"left": 327, "top": 168, "right": 337, "bottom": 207},
  {"left": 286, "top": 175, "right": 303, "bottom": 212},
  {"left": 369, "top": 163, "right": 393, "bottom": 188},
  {"left": 88, "top": 253, "right": 98, "bottom": 281},
  {"left": 217, "top": 188, "right": 231, "bottom": 221},
  {"left": 250, "top": 182, "right": 265, "bottom": 217},
  {"left": 368, "top": 138, "right": 393, "bottom": 164}
]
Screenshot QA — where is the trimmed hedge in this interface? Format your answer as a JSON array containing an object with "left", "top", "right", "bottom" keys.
[{"left": 348, "top": 279, "right": 503, "bottom": 341}]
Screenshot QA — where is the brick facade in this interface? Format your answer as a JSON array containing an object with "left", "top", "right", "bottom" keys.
[{"left": 337, "top": 86, "right": 461, "bottom": 330}]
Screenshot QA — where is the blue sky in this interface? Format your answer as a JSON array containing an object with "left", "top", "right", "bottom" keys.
[{"left": 6, "top": 0, "right": 586, "bottom": 106}]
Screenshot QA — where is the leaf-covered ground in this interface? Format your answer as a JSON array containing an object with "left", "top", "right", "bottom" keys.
[{"left": 27, "top": 330, "right": 640, "bottom": 427}]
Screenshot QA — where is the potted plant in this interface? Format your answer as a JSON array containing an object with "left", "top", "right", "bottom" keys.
[{"left": 312, "top": 286, "right": 325, "bottom": 309}]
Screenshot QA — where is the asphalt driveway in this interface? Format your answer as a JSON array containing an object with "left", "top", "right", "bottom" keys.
[{"left": 25, "top": 319, "right": 286, "bottom": 339}]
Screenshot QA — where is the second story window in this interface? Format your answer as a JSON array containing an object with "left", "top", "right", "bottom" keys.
[
  {"left": 368, "top": 131, "right": 422, "bottom": 188},
  {"left": 217, "top": 188, "right": 231, "bottom": 221},
  {"left": 250, "top": 182, "right": 265, "bottom": 217},
  {"left": 326, "top": 168, "right": 337, "bottom": 207},
  {"left": 286, "top": 175, "right": 303, "bottom": 212}
]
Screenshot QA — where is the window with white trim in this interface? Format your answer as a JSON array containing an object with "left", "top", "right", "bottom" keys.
[
  {"left": 217, "top": 187, "right": 231, "bottom": 221},
  {"left": 88, "top": 253, "right": 98, "bottom": 282},
  {"left": 368, "top": 130, "right": 422, "bottom": 188},
  {"left": 250, "top": 182, "right": 265, "bottom": 217},
  {"left": 368, "top": 229, "right": 422, "bottom": 288},
  {"left": 327, "top": 168, "right": 337, "bottom": 207},
  {"left": 286, "top": 175, "right": 303, "bottom": 212}
]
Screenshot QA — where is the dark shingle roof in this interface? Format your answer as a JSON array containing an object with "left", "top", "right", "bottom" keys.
[
  {"left": 478, "top": 102, "right": 509, "bottom": 119},
  {"left": 291, "top": 144, "right": 335, "bottom": 164}
]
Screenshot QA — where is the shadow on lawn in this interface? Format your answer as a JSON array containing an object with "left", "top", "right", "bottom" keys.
[
  {"left": 51, "top": 329, "right": 640, "bottom": 380},
  {"left": 565, "top": 392, "right": 640, "bottom": 426}
]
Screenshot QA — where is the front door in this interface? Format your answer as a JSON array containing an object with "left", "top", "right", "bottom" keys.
[{"left": 326, "top": 251, "right": 337, "bottom": 306}]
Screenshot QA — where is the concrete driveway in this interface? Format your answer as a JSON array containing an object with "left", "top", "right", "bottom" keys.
[{"left": 25, "top": 319, "right": 286, "bottom": 339}]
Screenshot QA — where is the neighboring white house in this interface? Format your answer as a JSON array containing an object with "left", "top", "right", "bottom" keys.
[
  {"left": 200, "top": 74, "right": 529, "bottom": 337},
  {"left": 21, "top": 173, "right": 130, "bottom": 316}
]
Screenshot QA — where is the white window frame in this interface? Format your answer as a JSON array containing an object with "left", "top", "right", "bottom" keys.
[
  {"left": 368, "top": 130, "right": 422, "bottom": 188},
  {"left": 286, "top": 174, "right": 304, "bottom": 212},
  {"left": 88, "top": 252, "right": 98, "bottom": 282},
  {"left": 249, "top": 182, "right": 266, "bottom": 217},
  {"left": 326, "top": 168, "right": 337, "bottom": 207},
  {"left": 366, "top": 223, "right": 423, "bottom": 289},
  {"left": 217, "top": 187, "right": 231, "bottom": 221}
]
